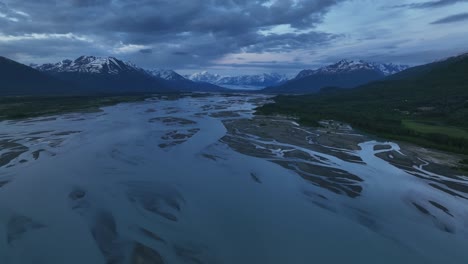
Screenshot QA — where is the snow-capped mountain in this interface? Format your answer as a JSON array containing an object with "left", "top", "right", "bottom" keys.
[
  {"left": 34, "top": 56, "right": 144, "bottom": 75},
  {"left": 146, "top": 69, "right": 186, "bottom": 81},
  {"left": 371, "top": 63, "right": 409, "bottom": 76},
  {"left": 187, "top": 72, "right": 289, "bottom": 89},
  {"left": 187, "top": 71, "right": 223, "bottom": 83},
  {"left": 263, "top": 59, "right": 410, "bottom": 94},
  {"left": 217, "top": 73, "right": 289, "bottom": 87},
  {"left": 33, "top": 56, "right": 173, "bottom": 94},
  {"left": 33, "top": 56, "right": 226, "bottom": 93},
  {"left": 295, "top": 60, "right": 409, "bottom": 80}
]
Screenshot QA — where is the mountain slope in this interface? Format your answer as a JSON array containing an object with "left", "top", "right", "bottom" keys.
[
  {"left": 263, "top": 60, "right": 409, "bottom": 94},
  {"left": 257, "top": 53, "right": 468, "bottom": 153},
  {"left": 0, "top": 56, "right": 71, "bottom": 96},
  {"left": 146, "top": 69, "right": 187, "bottom": 81}
]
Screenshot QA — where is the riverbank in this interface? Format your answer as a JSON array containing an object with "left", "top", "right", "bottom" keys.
[{"left": 222, "top": 115, "right": 468, "bottom": 198}]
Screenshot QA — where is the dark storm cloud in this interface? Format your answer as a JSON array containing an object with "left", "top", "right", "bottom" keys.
[
  {"left": 0, "top": 36, "right": 101, "bottom": 65},
  {"left": 431, "top": 12, "right": 468, "bottom": 23},
  {"left": 139, "top": 49, "right": 153, "bottom": 54},
  {"left": 71, "top": 0, "right": 111, "bottom": 7},
  {"left": 215, "top": 61, "right": 314, "bottom": 70},
  {"left": 242, "top": 32, "right": 341, "bottom": 53},
  {"left": 0, "top": 0, "right": 344, "bottom": 68},
  {"left": 172, "top": 51, "right": 190, "bottom": 56},
  {"left": 392, "top": 0, "right": 468, "bottom": 9}
]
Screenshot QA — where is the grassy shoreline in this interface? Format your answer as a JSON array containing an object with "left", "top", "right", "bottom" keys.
[
  {"left": 255, "top": 98, "right": 468, "bottom": 174},
  {"left": 256, "top": 95, "right": 468, "bottom": 155},
  {"left": 0, "top": 92, "right": 250, "bottom": 121}
]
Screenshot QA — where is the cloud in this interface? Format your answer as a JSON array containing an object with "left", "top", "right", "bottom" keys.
[
  {"left": 0, "top": 0, "right": 467, "bottom": 73},
  {"left": 0, "top": 1, "right": 29, "bottom": 22},
  {"left": 71, "top": 0, "right": 111, "bottom": 7},
  {"left": 0, "top": 0, "right": 344, "bottom": 69},
  {"left": 172, "top": 51, "right": 190, "bottom": 56},
  {"left": 392, "top": 0, "right": 468, "bottom": 9},
  {"left": 0, "top": 33, "right": 92, "bottom": 42},
  {"left": 0, "top": 35, "right": 103, "bottom": 65},
  {"left": 112, "top": 43, "right": 151, "bottom": 54},
  {"left": 139, "top": 48, "right": 152, "bottom": 54},
  {"left": 431, "top": 12, "right": 468, "bottom": 23}
]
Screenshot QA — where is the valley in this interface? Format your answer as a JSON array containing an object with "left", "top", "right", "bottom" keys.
[
  {"left": 0, "top": 94, "right": 467, "bottom": 263},
  {"left": 1, "top": 1, "right": 468, "bottom": 263}
]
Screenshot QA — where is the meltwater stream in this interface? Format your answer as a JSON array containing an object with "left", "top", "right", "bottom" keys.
[{"left": 0, "top": 94, "right": 467, "bottom": 264}]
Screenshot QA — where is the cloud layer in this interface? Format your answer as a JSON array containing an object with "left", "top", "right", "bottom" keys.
[
  {"left": 1, "top": 0, "right": 467, "bottom": 74},
  {"left": 431, "top": 12, "right": 468, "bottom": 23}
]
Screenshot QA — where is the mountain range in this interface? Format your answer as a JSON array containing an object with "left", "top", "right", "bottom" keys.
[
  {"left": 1, "top": 56, "right": 411, "bottom": 96},
  {"left": 263, "top": 60, "right": 409, "bottom": 94},
  {"left": 187, "top": 72, "right": 289, "bottom": 89},
  {"left": 30, "top": 56, "right": 225, "bottom": 95}
]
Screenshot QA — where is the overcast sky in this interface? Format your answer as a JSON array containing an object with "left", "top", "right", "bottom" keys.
[{"left": 1, "top": 0, "right": 467, "bottom": 75}]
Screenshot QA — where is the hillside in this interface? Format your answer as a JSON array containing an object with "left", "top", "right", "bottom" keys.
[
  {"left": 257, "top": 53, "right": 468, "bottom": 154},
  {"left": 0, "top": 56, "right": 71, "bottom": 96}
]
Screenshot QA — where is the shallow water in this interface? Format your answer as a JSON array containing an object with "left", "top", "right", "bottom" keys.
[{"left": 0, "top": 94, "right": 467, "bottom": 264}]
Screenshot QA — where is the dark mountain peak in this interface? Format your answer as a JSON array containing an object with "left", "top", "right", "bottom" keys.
[
  {"left": 335, "top": 58, "right": 360, "bottom": 65},
  {"left": 327, "top": 59, "right": 374, "bottom": 72},
  {"left": 445, "top": 51, "right": 468, "bottom": 62},
  {"left": 295, "top": 69, "right": 314, "bottom": 79}
]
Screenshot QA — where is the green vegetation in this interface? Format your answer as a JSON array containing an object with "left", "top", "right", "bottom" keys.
[
  {"left": 459, "top": 159, "right": 468, "bottom": 173},
  {"left": 0, "top": 95, "right": 149, "bottom": 120},
  {"left": 402, "top": 120, "right": 468, "bottom": 140},
  {"left": 256, "top": 54, "right": 468, "bottom": 154}
]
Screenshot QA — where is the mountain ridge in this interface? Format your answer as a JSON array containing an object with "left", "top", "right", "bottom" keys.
[{"left": 263, "top": 60, "right": 409, "bottom": 94}]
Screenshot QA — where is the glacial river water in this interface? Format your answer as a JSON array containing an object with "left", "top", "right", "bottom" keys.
[{"left": 0, "top": 94, "right": 467, "bottom": 264}]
